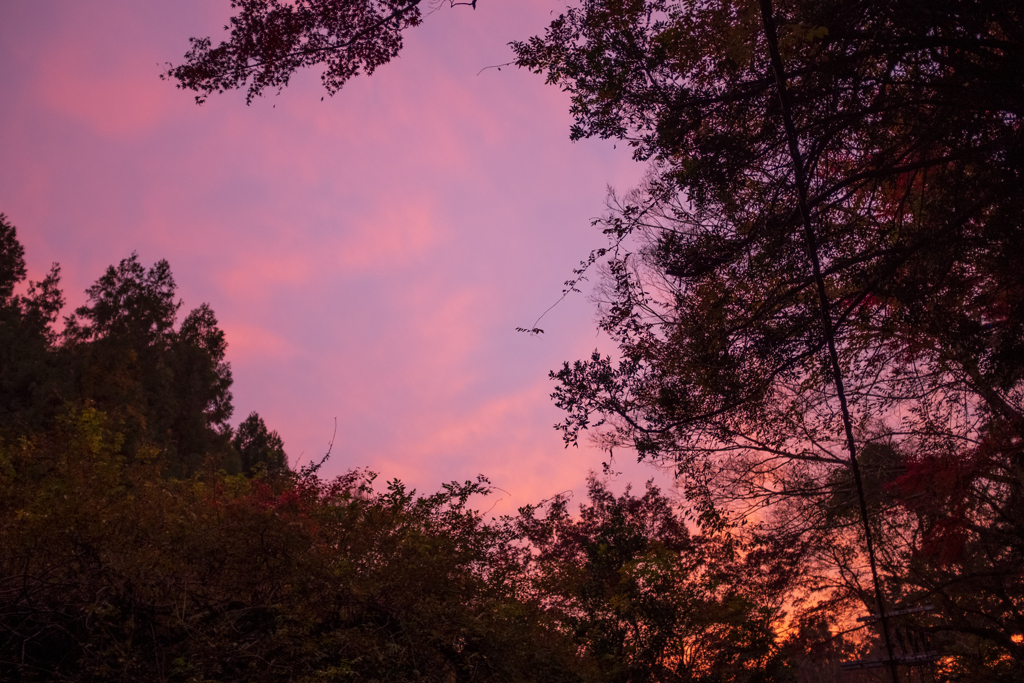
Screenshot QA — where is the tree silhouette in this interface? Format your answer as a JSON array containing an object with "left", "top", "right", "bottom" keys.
[
  {"left": 165, "top": 0, "right": 426, "bottom": 104},
  {"left": 520, "top": 476, "right": 793, "bottom": 683},
  {"left": 63, "top": 253, "right": 236, "bottom": 476},
  {"left": 0, "top": 214, "right": 64, "bottom": 436},
  {"left": 516, "top": 0, "right": 1023, "bottom": 670},
  {"left": 233, "top": 410, "right": 288, "bottom": 475}
]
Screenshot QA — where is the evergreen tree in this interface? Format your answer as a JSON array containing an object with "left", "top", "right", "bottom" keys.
[
  {"left": 233, "top": 411, "right": 288, "bottom": 475},
  {"left": 64, "top": 253, "right": 237, "bottom": 476},
  {"left": 0, "top": 223, "right": 262, "bottom": 478},
  {"left": 0, "top": 215, "right": 64, "bottom": 437}
]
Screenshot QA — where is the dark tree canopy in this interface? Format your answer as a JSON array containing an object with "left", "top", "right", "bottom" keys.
[
  {"left": 519, "top": 476, "right": 793, "bottom": 683},
  {"left": 62, "top": 253, "right": 237, "bottom": 476},
  {"left": 0, "top": 215, "right": 27, "bottom": 301},
  {"left": 0, "top": 220, "right": 285, "bottom": 480},
  {"left": 233, "top": 410, "right": 288, "bottom": 474},
  {"left": 0, "top": 215, "right": 64, "bottom": 433},
  {"left": 0, "top": 418, "right": 587, "bottom": 683},
  {"left": 64, "top": 254, "right": 180, "bottom": 346},
  {"left": 512, "top": 0, "right": 1024, "bottom": 669},
  {"left": 509, "top": 0, "right": 1024, "bottom": 464},
  {"left": 165, "top": 0, "right": 427, "bottom": 103}
]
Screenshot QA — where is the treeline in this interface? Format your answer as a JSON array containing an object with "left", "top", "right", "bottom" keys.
[{"left": 0, "top": 218, "right": 875, "bottom": 682}]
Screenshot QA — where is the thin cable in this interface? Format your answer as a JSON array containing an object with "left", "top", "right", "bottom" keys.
[{"left": 756, "top": 1, "right": 899, "bottom": 680}]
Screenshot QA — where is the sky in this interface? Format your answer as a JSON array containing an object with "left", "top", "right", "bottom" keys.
[{"left": 0, "top": 0, "right": 677, "bottom": 514}]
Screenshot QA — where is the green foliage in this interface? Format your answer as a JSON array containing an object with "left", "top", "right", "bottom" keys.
[
  {"left": 0, "top": 219, "right": 283, "bottom": 479},
  {"left": 233, "top": 411, "right": 288, "bottom": 475},
  {"left": 0, "top": 409, "right": 583, "bottom": 682},
  {"left": 61, "top": 252, "right": 238, "bottom": 476}
]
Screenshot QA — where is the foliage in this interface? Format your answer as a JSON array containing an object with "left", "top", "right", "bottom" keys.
[
  {"left": 0, "top": 404, "right": 587, "bottom": 682},
  {"left": 511, "top": 0, "right": 1023, "bottom": 488},
  {"left": 165, "top": 0, "right": 427, "bottom": 104},
  {"left": 510, "top": 0, "right": 1024, "bottom": 673},
  {"left": 520, "top": 476, "right": 793, "bottom": 683},
  {"left": 234, "top": 411, "right": 288, "bottom": 475},
  {"left": 0, "top": 399, "right": 798, "bottom": 682},
  {"left": 61, "top": 253, "right": 238, "bottom": 476},
  {"left": 0, "top": 215, "right": 65, "bottom": 435},
  {"left": 0, "top": 220, "right": 284, "bottom": 478}
]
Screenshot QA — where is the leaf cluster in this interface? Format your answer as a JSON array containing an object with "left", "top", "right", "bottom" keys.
[{"left": 165, "top": 0, "right": 425, "bottom": 103}]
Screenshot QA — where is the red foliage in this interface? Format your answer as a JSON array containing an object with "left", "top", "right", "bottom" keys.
[{"left": 886, "top": 452, "right": 977, "bottom": 566}]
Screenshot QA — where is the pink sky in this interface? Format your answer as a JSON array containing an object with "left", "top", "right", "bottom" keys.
[{"left": 0, "top": 0, "right": 677, "bottom": 513}]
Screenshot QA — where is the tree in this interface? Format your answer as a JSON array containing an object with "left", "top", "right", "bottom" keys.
[
  {"left": 512, "top": 0, "right": 1024, "bottom": 475},
  {"left": 233, "top": 410, "right": 288, "bottom": 475},
  {"left": 64, "top": 253, "right": 180, "bottom": 347},
  {"left": 0, "top": 215, "right": 27, "bottom": 304},
  {"left": 511, "top": 0, "right": 1024, "bottom": 670},
  {"left": 519, "top": 476, "right": 794, "bottom": 683},
  {"left": 165, "top": 0, "right": 428, "bottom": 104},
  {"left": 64, "top": 253, "right": 236, "bottom": 476},
  {"left": 0, "top": 215, "right": 64, "bottom": 436},
  {"left": 0, "top": 412, "right": 586, "bottom": 682},
  {"left": 1, "top": 402, "right": 808, "bottom": 683},
  {"left": 0, "top": 221, "right": 299, "bottom": 481},
  {"left": 170, "top": 303, "right": 235, "bottom": 468}
]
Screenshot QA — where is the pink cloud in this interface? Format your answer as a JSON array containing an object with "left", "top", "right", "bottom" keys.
[
  {"left": 368, "top": 377, "right": 679, "bottom": 517},
  {"left": 221, "top": 321, "right": 297, "bottom": 362},
  {"left": 34, "top": 39, "right": 180, "bottom": 139},
  {"left": 394, "top": 285, "right": 484, "bottom": 380},
  {"left": 334, "top": 200, "right": 443, "bottom": 271},
  {"left": 217, "top": 249, "right": 313, "bottom": 299}
]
